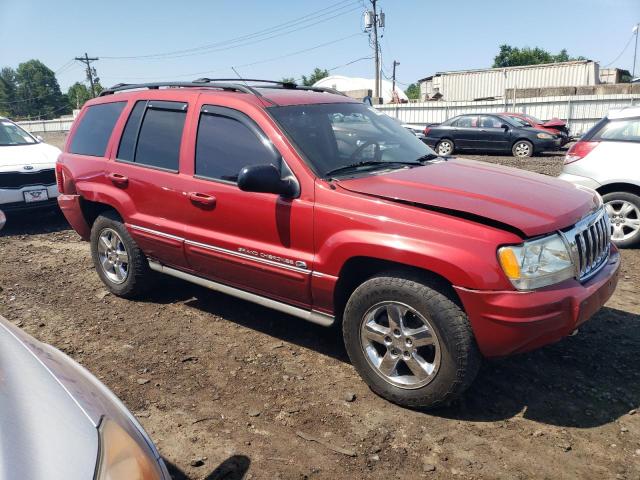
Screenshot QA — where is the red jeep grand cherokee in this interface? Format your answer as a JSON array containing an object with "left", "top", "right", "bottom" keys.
[{"left": 56, "top": 80, "right": 620, "bottom": 408}]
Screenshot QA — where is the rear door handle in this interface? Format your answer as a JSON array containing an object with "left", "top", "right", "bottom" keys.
[
  {"left": 189, "top": 192, "right": 217, "bottom": 208},
  {"left": 107, "top": 173, "right": 128, "bottom": 187}
]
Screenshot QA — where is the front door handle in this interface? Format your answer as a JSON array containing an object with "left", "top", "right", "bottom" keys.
[
  {"left": 189, "top": 192, "right": 217, "bottom": 208},
  {"left": 107, "top": 173, "right": 128, "bottom": 187}
]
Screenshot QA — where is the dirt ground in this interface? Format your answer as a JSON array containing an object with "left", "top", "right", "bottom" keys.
[{"left": 0, "top": 135, "right": 638, "bottom": 480}]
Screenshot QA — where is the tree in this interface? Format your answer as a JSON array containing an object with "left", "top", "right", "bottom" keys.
[
  {"left": 0, "top": 67, "right": 17, "bottom": 117},
  {"left": 281, "top": 77, "right": 296, "bottom": 84},
  {"left": 67, "top": 82, "right": 92, "bottom": 110},
  {"left": 301, "top": 67, "right": 329, "bottom": 86},
  {"left": 13, "top": 59, "right": 70, "bottom": 119},
  {"left": 404, "top": 83, "right": 420, "bottom": 100},
  {"left": 492, "top": 45, "right": 585, "bottom": 68}
]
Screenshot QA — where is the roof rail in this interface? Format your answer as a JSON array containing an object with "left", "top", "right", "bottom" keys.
[{"left": 99, "top": 79, "right": 347, "bottom": 99}]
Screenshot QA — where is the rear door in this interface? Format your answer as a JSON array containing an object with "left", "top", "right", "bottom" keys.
[
  {"left": 450, "top": 115, "right": 479, "bottom": 149},
  {"left": 108, "top": 98, "right": 191, "bottom": 268},
  {"left": 181, "top": 103, "right": 314, "bottom": 308}
]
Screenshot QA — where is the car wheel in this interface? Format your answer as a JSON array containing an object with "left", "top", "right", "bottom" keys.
[
  {"left": 512, "top": 140, "right": 533, "bottom": 158},
  {"left": 342, "top": 274, "right": 481, "bottom": 408},
  {"left": 90, "top": 210, "right": 153, "bottom": 298},
  {"left": 603, "top": 192, "right": 640, "bottom": 248},
  {"left": 436, "top": 139, "right": 454, "bottom": 156}
]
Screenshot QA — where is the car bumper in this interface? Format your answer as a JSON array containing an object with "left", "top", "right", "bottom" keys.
[
  {"left": 454, "top": 245, "right": 620, "bottom": 357},
  {"left": 536, "top": 138, "right": 563, "bottom": 151},
  {"left": 58, "top": 193, "right": 91, "bottom": 240},
  {"left": 0, "top": 185, "right": 59, "bottom": 211},
  {"left": 557, "top": 172, "right": 601, "bottom": 190}
]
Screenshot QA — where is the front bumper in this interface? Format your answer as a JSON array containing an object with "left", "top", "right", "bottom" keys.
[
  {"left": 455, "top": 245, "right": 620, "bottom": 357},
  {"left": 536, "top": 137, "right": 563, "bottom": 152},
  {"left": 0, "top": 185, "right": 59, "bottom": 211}
]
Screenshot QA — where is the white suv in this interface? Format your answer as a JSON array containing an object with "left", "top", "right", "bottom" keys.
[
  {"left": 0, "top": 118, "right": 61, "bottom": 213},
  {"left": 559, "top": 106, "right": 640, "bottom": 248}
]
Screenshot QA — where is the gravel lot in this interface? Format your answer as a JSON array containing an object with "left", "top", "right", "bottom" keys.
[{"left": 0, "top": 134, "right": 638, "bottom": 480}]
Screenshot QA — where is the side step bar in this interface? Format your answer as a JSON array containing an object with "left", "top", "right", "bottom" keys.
[{"left": 148, "top": 260, "right": 334, "bottom": 327}]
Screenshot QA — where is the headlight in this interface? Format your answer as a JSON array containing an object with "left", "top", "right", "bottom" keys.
[
  {"left": 498, "top": 234, "right": 574, "bottom": 290},
  {"left": 536, "top": 132, "right": 552, "bottom": 139},
  {"left": 96, "top": 419, "right": 164, "bottom": 480}
]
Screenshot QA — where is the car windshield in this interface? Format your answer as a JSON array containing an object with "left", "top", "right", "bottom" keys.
[
  {"left": 0, "top": 120, "right": 37, "bottom": 146},
  {"left": 522, "top": 114, "right": 542, "bottom": 124},
  {"left": 268, "top": 103, "right": 437, "bottom": 178},
  {"left": 505, "top": 116, "right": 530, "bottom": 127}
]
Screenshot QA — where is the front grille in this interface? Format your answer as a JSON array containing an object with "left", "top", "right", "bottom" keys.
[
  {"left": 562, "top": 208, "right": 611, "bottom": 281},
  {"left": 0, "top": 169, "right": 56, "bottom": 189}
]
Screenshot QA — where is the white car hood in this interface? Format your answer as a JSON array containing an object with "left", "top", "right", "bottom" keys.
[{"left": 0, "top": 143, "right": 61, "bottom": 172}]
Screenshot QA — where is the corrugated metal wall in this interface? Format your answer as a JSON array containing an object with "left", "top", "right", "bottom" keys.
[
  {"left": 377, "top": 93, "right": 638, "bottom": 135},
  {"left": 423, "top": 62, "right": 599, "bottom": 101}
]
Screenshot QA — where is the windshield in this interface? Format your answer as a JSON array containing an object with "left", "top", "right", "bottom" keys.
[
  {"left": 522, "top": 114, "right": 542, "bottom": 124},
  {"left": 0, "top": 120, "right": 37, "bottom": 146},
  {"left": 268, "top": 103, "right": 436, "bottom": 177},
  {"left": 503, "top": 115, "right": 530, "bottom": 127}
]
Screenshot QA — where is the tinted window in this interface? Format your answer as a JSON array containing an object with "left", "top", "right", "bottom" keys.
[
  {"left": 453, "top": 116, "right": 477, "bottom": 128},
  {"left": 70, "top": 102, "right": 126, "bottom": 156},
  {"left": 592, "top": 117, "right": 640, "bottom": 143},
  {"left": 117, "top": 101, "right": 146, "bottom": 161},
  {"left": 479, "top": 116, "right": 502, "bottom": 128},
  {"left": 133, "top": 103, "right": 186, "bottom": 170},
  {"left": 196, "top": 112, "right": 279, "bottom": 182}
]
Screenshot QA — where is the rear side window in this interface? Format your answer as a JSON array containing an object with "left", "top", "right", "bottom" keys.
[
  {"left": 195, "top": 108, "right": 280, "bottom": 183},
  {"left": 69, "top": 102, "right": 126, "bottom": 156},
  {"left": 117, "top": 100, "right": 187, "bottom": 171},
  {"left": 453, "top": 116, "right": 477, "bottom": 128},
  {"left": 591, "top": 117, "right": 640, "bottom": 143}
]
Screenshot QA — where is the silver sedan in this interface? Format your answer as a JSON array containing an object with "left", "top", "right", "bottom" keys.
[{"left": 0, "top": 315, "right": 170, "bottom": 479}]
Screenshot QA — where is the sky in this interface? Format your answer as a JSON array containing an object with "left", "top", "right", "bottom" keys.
[{"left": 1, "top": 0, "right": 639, "bottom": 92}]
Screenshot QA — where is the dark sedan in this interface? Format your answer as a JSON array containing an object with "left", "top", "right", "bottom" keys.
[{"left": 424, "top": 114, "right": 563, "bottom": 157}]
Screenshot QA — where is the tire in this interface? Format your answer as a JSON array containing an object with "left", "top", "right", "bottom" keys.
[
  {"left": 90, "top": 210, "right": 153, "bottom": 298},
  {"left": 342, "top": 273, "right": 481, "bottom": 408},
  {"left": 512, "top": 139, "right": 533, "bottom": 158},
  {"left": 603, "top": 191, "right": 640, "bottom": 248},
  {"left": 436, "top": 139, "right": 455, "bottom": 156}
]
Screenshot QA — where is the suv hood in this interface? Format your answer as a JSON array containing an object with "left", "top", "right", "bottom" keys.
[
  {"left": 0, "top": 143, "right": 61, "bottom": 171},
  {"left": 336, "top": 158, "right": 599, "bottom": 237}
]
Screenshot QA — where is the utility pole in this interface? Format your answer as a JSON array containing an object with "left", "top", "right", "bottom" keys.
[
  {"left": 364, "top": 1, "right": 384, "bottom": 102},
  {"left": 633, "top": 23, "right": 639, "bottom": 79},
  {"left": 75, "top": 53, "right": 99, "bottom": 97},
  {"left": 391, "top": 60, "right": 400, "bottom": 102}
]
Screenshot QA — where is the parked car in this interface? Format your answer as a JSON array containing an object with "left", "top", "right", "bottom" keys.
[
  {"left": 424, "top": 113, "right": 564, "bottom": 157},
  {"left": 559, "top": 106, "right": 640, "bottom": 247},
  {"left": 501, "top": 112, "right": 571, "bottom": 144},
  {"left": 57, "top": 80, "right": 619, "bottom": 408},
  {"left": 0, "top": 117, "right": 61, "bottom": 212},
  {"left": 0, "top": 314, "right": 170, "bottom": 479}
]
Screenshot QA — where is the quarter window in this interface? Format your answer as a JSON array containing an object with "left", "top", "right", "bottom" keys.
[
  {"left": 70, "top": 102, "right": 126, "bottom": 156},
  {"left": 195, "top": 109, "right": 280, "bottom": 183}
]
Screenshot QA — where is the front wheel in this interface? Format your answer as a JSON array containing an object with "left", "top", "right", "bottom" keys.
[
  {"left": 603, "top": 192, "right": 640, "bottom": 248},
  {"left": 342, "top": 274, "right": 481, "bottom": 408},
  {"left": 512, "top": 140, "right": 533, "bottom": 158}
]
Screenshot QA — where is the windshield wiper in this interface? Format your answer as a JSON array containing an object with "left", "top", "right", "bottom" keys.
[
  {"left": 324, "top": 160, "right": 421, "bottom": 178},
  {"left": 415, "top": 153, "right": 446, "bottom": 162}
]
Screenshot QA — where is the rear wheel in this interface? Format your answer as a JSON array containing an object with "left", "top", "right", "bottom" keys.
[
  {"left": 512, "top": 140, "right": 533, "bottom": 158},
  {"left": 342, "top": 274, "right": 481, "bottom": 408},
  {"left": 603, "top": 192, "right": 640, "bottom": 248},
  {"left": 90, "top": 211, "right": 153, "bottom": 298},
  {"left": 436, "top": 139, "right": 455, "bottom": 156}
]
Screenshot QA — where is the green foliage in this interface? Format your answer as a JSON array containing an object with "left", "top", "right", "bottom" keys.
[
  {"left": 11, "top": 59, "right": 70, "bottom": 119},
  {"left": 0, "top": 67, "right": 17, "bottom": 117},
  {"left": 281, "top": 77, "right": 296, "bottom": 84},
  {"left": 404, "top": 83, "right": 420, "bottom": 100},
  {"left": 492, "top": 45, "right": 586, "bottom": 68},
  {"left": 67, "top": 82, "right": 92, "bottom": 109},
  {"left": 301, "top": 68, "right": 329, "bottom": 86}
]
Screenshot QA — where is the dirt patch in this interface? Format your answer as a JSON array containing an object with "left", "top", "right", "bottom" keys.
[{"left": 0, "top": 159, "right": 638, "bottom": 479}]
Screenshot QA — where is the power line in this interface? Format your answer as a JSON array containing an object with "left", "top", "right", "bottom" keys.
[
  {"left": 101, "top": 1, "right": 361, "bottom": 60},
  {"left": 603, "top": 31, "right": 636, "bottom": 67}
]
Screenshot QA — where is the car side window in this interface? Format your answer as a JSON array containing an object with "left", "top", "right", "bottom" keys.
[
  {"left": 479, "top": 116, "right": 501, "bottom": 128},
  {"left": 195, "top": 107, "right": 281, "bottom": 183},
  {"left": 116, "top": 100, "right": 187, "bottom": 171},
  {"left": 453, "top": 116, "right": 477, "bottom": 128},
  {"left": 70, "top": 102, "right": 126, "bottom": 156},
  {"left": 592, "top": 118, "right": 640, "bottom": 142}
]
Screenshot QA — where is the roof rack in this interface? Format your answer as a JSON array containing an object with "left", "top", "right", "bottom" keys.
[{"left": 100, "top": 78, "right": 346, "bottom": 98}]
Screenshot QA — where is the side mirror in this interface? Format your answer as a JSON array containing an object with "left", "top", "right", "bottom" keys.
[
  {"left": 501, "top": 123, "right": 510, "bottom": 130},
  {"left": 35, "top": 135, "right": 44, "bottom": 142},
  {"left": 237, "top": 164, "right": 299, "bottom": 198}
]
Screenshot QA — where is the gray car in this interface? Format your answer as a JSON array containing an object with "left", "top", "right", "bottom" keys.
[{"left": 0, "top": 315, "right": 170, "bottom": 479}]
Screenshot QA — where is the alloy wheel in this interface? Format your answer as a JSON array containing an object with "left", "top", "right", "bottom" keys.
[
  {"left": 605, "top": 200, "right": 640, "bottom": 242},
  {"left": 97, "top": 228, "right": 130, "bottom": 284},
  {"left": 437, "top": 141, "right": 453, "bottom": 155},
  {"left": 360, "top": 301, "right": 441, "bottom": 389},
  {"left": 513, "top": 142, "right": 531, "bottom": 157}
]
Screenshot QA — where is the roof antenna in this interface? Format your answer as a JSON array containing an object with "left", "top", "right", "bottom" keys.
[
  {"left": 231, "top": 66, "right": 273, "bottom": 107},
  {"left": 231, "top": 66, "right": 250, "bottom": 89}
]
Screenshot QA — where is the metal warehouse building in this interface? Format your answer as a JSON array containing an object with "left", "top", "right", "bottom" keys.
[{"left": 419, "top": 60, "right": 600, "bottom": 101}]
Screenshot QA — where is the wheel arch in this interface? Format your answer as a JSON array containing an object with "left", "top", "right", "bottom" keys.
[{"left": 596, "top": 182, "right": 640, "bottom": 198}]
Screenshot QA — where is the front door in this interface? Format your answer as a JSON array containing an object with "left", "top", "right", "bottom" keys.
[{"left": 182, "top": 104, "right": 314, "bottom": 308}]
